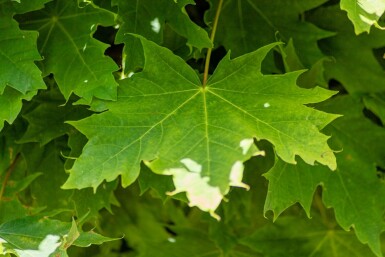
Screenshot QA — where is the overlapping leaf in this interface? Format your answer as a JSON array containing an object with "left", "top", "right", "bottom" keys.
[
  {"left": 0, "top": 217, "right": 116, "bottom": 257},
  {"left": 264, "top": 96, "right": 385, "bottom": 256},
  {"left": 241, "top": 216, "right": 377, "bottom": 257},
  {"left": 113, "top": 0, "right": 211, "bottom": 72},
  {"left": 63, "top": 37, "right": 337, "bottom": 216},
  {"left": 19, "top": 87, "right": 92, "bottom": 145},
  {"left": 22, "top": 141, "right": 118, "bottom": 220},
  {"left": 0, "top": 88, "right": 36, "bottom": 131},
  {"left": 309, "top": 5, "right": 385, "bottom": 94},
  {"left": 341, "top": 0, "right": 385, "bottom": 34},
  {"left": 16, "top": 0, "right": 119, "bottom": 103},
  {"left": 0, "top": 3, "right": 45, "bottom": 130},
  {"left": 206, "top": 0, "right": 334, "bottom": 69}
]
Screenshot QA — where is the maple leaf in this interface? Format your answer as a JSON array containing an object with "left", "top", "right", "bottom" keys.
[
  {"left": 340, "top": 0, "right": 385, "bottom": 34},
  {"left": 19, "top": 87, "right": 92, "bottom": 146},
  {"left": 206, "top": 0, "right": 334, "bottom": 70},
  {"left": 264, "top": 96, "right": 385, "bottom": 256},
  {"left": 63, "top": 37, "right": 337, "bottom": 216},
  {"left": 16, "top": 0, "right": 119, "bottom": 104},
  {"left": 0, "top": 88, "right": 36, "bottom": 131},
  {"left": 0, "top": 2, "right": 46, "bottom": 131},
  {"left": 113, "top": 0, "right": 212, "bottom": 72},
  {"left": 241, "top": 216, "right": 378, "bottom": 257},
  {"left": 364, "top": 93, "right": 385, "bottom": 124},
  {"left": 0, "top": 217, "right": 117, "bottom": 256},
  {"left": 308, "top": 5, "right": 385, "bottom": 94}
]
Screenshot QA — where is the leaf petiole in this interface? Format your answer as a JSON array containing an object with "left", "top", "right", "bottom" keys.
[{"left": 202, "top": 0, "right": 224, "bottom": 88}]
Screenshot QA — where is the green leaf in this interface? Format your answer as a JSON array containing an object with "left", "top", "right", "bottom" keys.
[
  {"left": 63, "top": 37, "right": 337, "bottom": 217},
  {"left": 113, "top": 0, "right": 211, "bottom": 72},
  {"left": 241, "top": 216, "right": 377, "bottom": 257},
  {"left": 0, "top": 216, "right": 117, "bottom": 256},
  {"left": 22, "top": 141, "right": 118, "bottom": 220},
  {"left": 11, "top": 0, "right": 53, "bottom": 14},
  {"left": 0, "top": 4, "right": 45, "bottom": 95},
  {"left": 16, "top": 0, "right": 119, "bottom": 103},
  {"left": 264, "top": 159, "right": 326, "bottom": 219},
  {"left": 0, "top": 3, "right": 45, "bottom": 130},
  {"left": 340, "top": 0, "right": 385, "bottom": 34},
  {"left": 363, "top": 93, "right": 385, "bottom": 124},
  {"left": 207, "top": 0, "right": 334, "bottom": 69},
  {"left": 264, "top": 96, "right": 385, "bottom": 256},
  {"left": 0, "top": 87, "right": 37, "bottom": 131},
  {"left": 309, "top": 5, "right": 385, "bottom": 94},
  {"left": 19, "top": 86, "right": 92, "bottom": 145}
]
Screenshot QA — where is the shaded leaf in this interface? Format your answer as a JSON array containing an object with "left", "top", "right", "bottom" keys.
[
  {"left": 309, "top": 5, "right": 385, "bottom": 94},
  {"left": 19, "top": 86, "right": 92, "bottom": 145},
  {"left": 0, "top": 4, "right": 45, "bottom": 95},
  {"left": 0, "top": 87, "right": 37, "bottom": 131},
  {"left": 16, "top": 0, "right": 119, "bottom": 103},
  {"left": 241, "top": 216, "right": 377, "bottom": 257},
  {"left": 206, "top": 0, "right": 334, "bottom": 69},
  {"left": 113, "top": 0, "right": 211, "bottom": 72}
]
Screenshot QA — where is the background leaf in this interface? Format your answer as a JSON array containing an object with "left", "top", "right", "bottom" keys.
[{"left": 16, "top": 0, "right": 119, "bottom": 103}]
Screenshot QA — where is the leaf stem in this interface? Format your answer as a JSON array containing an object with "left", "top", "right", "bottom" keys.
[
  {"left": 0, "top": 154, "right": 20, "bottom": 203},
  {"left": 202, "top": 0, "right": 224, "bottom": 88}
]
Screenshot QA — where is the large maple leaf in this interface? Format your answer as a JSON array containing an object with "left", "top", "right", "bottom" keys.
[{"left": 63, "top": 37, "right": 337, "bottom": 217}]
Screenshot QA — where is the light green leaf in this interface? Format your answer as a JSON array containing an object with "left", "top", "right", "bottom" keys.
[
  {"left": 0, "top": 216, "right": 117, "bottom": 256},
  {"left": 341, "top": 0, "right": 385, "bottom": 34},
  {"left": 63, "top": 37, "right": 337, "bottom": 216},
  {"left": 113, "top": 0, "right": 211, "bottom": 72},
  {"left": 16, "top": 0, "right": 119, "bottom": 103},
  {"left": 264, "top": 96, "right": 385, "bottom": 256}
]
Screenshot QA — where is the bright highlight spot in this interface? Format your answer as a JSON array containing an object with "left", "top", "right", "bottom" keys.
[
  {"left": 240, "top": 138, "right": 254, "bottom": 155},
  {"left": 168, "top": 238, "right": 176, "bottom": 243},
  {"left": 263, "top": 102, "right": 270, "bottom": 108},
  {"left": 180, "top": 158, "right": 202, "bottom": 173},
  {"left": 151, "top": 18, "right": 161, "bottom": 33},
  {"left": 229, "top": 161, "right": 249, "bottom": 190},
  {"left": 14, "top": 235, "right": 61, "bottom": 257}
]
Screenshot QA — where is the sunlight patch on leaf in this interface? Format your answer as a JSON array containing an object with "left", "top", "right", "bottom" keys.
[
  {"left": 150, "top": 17, "right": 161, "bottom": 33},
  {"left": 14, "top": 235, "right": 61, "bottom": 257},
  {"left": 341, "top": 0, "right": 385, "bottom": 34}
]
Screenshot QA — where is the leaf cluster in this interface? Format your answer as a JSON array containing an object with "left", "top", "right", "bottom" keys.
[{"left": 1, "top": 0, "right": 385, "bottom": 256}]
